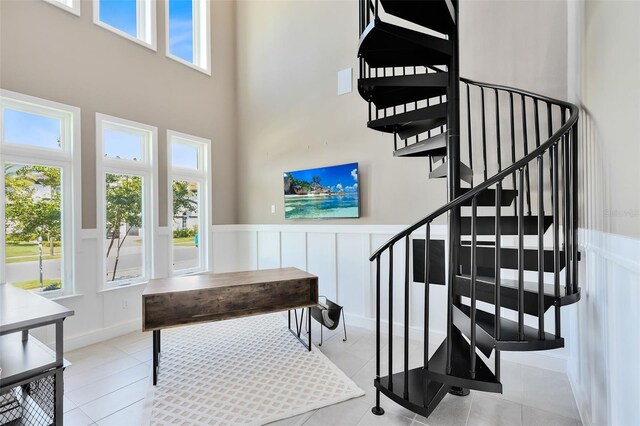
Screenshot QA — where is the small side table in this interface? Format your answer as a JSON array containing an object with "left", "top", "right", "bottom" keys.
[{"left": 0, "top": 284, "right": 73, "bottom": 425}]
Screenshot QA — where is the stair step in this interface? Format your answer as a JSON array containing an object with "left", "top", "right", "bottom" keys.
[
  {"left": 427, "top": 328, "right": 502, "bottom": 393},
  {"left": 459, "top": 245, "right": 566, "bottom": 275},
  {"left": 459, "top": 188, "right": 518, "bottom": 207},
  {"left": 394, "top": 132, "right": 447, "bottom": 158},
  {"left": 460, "top": 216, "right": 553, "bottom": 236},
  {"left": 452, "top": 305, "right": 495, "bottom": 357},
  {"left": 358, "top": 20, "right": 452, "bottom": 68},
  {"left": 368, "top": 103, "right": 447, "bottom": 133},
  {"left": 430, "top": 161, "right": 473, "bottom": 185},
  {"left": 454, "top": 275, "right": 563, "bottom": 316},
  {"left": 380, "top": 0, "right": 455, "bottom": 35},
  {"left": 374, "top": 368, "right": 449, "bottom": 418},
  {"left": 457, "top": 305, "right": 565, "bottom": 351},
  {"left": 358, "top": 73, "right": 448, "bottom": 109},
  {"left": 397, "top": 117, "right": 447, "bottom": 140}
]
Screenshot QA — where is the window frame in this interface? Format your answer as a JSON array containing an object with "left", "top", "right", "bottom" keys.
[
  {"left": 42, "top": 0, "right": 81, "bottom": 16},
  {"left": 0, "top": 90, "right": 81, "bottom": 298},
  {"left": 93, "top": 0, "right": 157, "bottom": 51},
  {"left": 167, "top": 130, "right": 211, "bottom": 276},
  {"left": 165, "top": 0, "right": 211, "bottom": 75},
  {"left": 96, "top": 113, "right": 158, "bottom": 289}
]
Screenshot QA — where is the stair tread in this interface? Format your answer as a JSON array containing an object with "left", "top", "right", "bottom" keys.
[
  {"left": 427, "top": 329, "right": 502, "bottom": 393},
  {"left": 456, "top": 274, "right": 569, "bottom": 297},
  {"left": 459, "top": 245, "right": 566, "bottom": 275},
  {"left": 375, "top": 368, "right": 449, "bottom": 418},
  {"left": 397, "top": 117, "right": 447, "bottom": 139},
  {"left": 394, "top": 132, "right": 447, "bottom": 158},
  {"left": 457, "top": 304, "right": 564, "bottom": 351},
  {"left": 461, "top": 215, "right": 553, "bottom": 236},
  {"left": 359, "top": 20, "right": 452, "bottom": 67},
  {"left": 358, "top": 73, "right": 448, "bottom": 109},
  {"left": 380, "top": 0, "right": 455, "bottom": 35},
  {"left": 452, "top": 305, "right": 495, "bottom": 358},
  {"left": 430, "top": 161, "right": 473, "bottom": 185},
  {"left": 459, "top": 188, "right": 518, "bottom": 207},
  {"left": 368, "top": 103, "right": 447, "bottom": 132}
]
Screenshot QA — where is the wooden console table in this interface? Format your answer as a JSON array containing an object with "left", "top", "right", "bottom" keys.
[{"left": 142, "top": 267, "right": 319, "bottom": 385}]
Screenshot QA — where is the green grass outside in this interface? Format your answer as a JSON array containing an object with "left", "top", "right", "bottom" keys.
[
  {"left": 12, "top": 279, "right": 61, "bottom": 291},
  {"left": 173, "top": 237, "right": 196, "bottom": 247},
  {"left": 5, "top": 242, "right": 61, "bottom": 263}
]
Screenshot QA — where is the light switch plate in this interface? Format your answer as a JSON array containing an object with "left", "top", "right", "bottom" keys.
[{"left": 337, "top": 68, "right": 353, "bottom": 95}]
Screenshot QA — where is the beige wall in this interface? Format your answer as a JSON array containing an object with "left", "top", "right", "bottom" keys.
[
  {"left": 579, "top": 0, "right": 640, "bottom": 239},
  {"left": 235, "top": 0, "right": 568, "bottom": 224},
  {"left": 0, "top": 0, "right": 238, "bottom": 227}
]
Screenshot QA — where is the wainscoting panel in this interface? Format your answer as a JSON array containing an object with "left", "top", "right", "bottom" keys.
[
  {"left": 307, "top": 233, "right": 338, "bottom": 302},
  {"left": 281, "top": 232, "right": 307, "bottom": 270},
  {"left": 257, "top": 231, "right": 281, "bottom": 270}
]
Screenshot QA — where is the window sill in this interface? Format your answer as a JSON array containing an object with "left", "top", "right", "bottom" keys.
[
  {"left": 166, "top": 53, "right": 211, "bottom": 76},
  {"left": 97, "top": 281, "right": 148, "bottom": 294},
  {"left": 42, "top": 0, "right": 81, "bottom": 17}
]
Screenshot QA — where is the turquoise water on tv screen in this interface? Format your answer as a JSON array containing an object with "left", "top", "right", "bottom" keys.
[{"left": 284, "top": 193, "right": 359, "bottom": 219}]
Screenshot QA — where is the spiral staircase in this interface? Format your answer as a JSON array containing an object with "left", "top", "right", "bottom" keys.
[{"left": 357, "top": 0, "right": 581, "bottom": 418}]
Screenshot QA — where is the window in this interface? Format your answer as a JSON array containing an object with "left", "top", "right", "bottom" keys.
[
  {"left": 94, "top": 0, "right": 156, "bottom": 50},
  {"left": 96, "top": 114, "right": 157, "bottom": 287},
  {"left": 168, "top": 130, "right": 210, "bottom": 274},
  {"left": 166, "top": 0, "right": 210, "bottom": 74},
  {"left": 43, "top": 0, "right": 81, "bottom": 16},
  {"left": 0, "top": 90, "right": 80, "bottom": 296}
]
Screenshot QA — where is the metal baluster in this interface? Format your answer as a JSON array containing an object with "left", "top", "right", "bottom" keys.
[
  {"left": 509, "top": 93, "right": 517, "bottom": 215},
  {"left": 470, "top": 196, "right": 478, "bottom": 378},
  {"left": 572, "top": 123, "right": 579, "bottom": 294},
  {"left": 552, "top": 145, "right": 561, "bottom": 338},
  {"left": 423, "top": 223, "right": 431, "bottom": 407},
  {"left": 394, "top": 132, "right": 398, "bottom": 152},
  {"left": 547, "top": 103, "right": 553, "bottom": 204},
  {"left": 537, "top": 155, "right": 545, "bottom": 339},
  {"left": 517, "top": 168, "right": 525, "bottom": 340},
  {"left": 494, "top": 182, "right": 502, "bottom": 382},
  {"left": 388, "top": 245, "right": 394, "bottom": 390},
  {"left": 374, "top": 256, "right": 383, "bottom": 414},
  {"left": 404, "top": 236, "right": 410, "bottom": 399},
  {"left": 467, "top": 84, "right": 473, "bottom": 186},
  {"left": 374, "top": 0, "right": 378, "bottom": 20},
  {"left": 495, "top": 89, "right": 502, "bottom": 173},
  {"left": 521, "top": 96, "right": 532, "bottom": 216},
  {"left": 481, "top": 88, "right": 488, "bottom": 181},
  {"left": 563, "top": 132, "right": 571, "bottom": 296},
  {"left": 440, "top": 95, "right": 445, "bottom": 133}
]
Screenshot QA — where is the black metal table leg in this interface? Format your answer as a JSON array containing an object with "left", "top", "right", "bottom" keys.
[
  {"left": 288, "top": 308, "right": 312, "bottom": 351},
  {"left": 152, "top": 330, "right": 159, "bottom": 386}
]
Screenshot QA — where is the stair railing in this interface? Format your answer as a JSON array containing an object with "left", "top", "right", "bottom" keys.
[{"left": 370, "top": 79, "right": 579, "bottom": 404}]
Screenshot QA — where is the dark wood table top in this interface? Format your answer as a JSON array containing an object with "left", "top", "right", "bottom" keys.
[{"left": 142, "top": 267, "right": 318, "bottom": 296}]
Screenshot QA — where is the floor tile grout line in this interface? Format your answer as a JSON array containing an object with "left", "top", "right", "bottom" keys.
[
  {"left": 76, "top": 377, "right": 148, "bottom": 423},
  {"left": 66, "top": 367, "right": 150, "bottom": 407},
  {"left": 91, "top": 396, "right": 147, "bottom": 425}
]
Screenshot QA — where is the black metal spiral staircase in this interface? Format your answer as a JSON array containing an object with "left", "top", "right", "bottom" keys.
[{"left": 358, "top": 0, "right": 581, "bottom": 418}]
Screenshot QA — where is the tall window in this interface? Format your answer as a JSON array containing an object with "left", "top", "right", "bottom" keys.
[
  {"left": 0, "top": 90, "right": 80, "bottom": 295},
  {"left": 166, "top": 0, "right": 210, "bottom": 74},
  {"left": 96, "top": 114, "right": 157, "bottom": 287},
  {"left": 94, "top": 0, "right": 156, "bottom": 50},
  {"left": 168, "top": 130, "right": 210, "bottom": 274}
]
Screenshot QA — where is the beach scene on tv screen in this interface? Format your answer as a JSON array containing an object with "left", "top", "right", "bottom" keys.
[{"left": 283, "top": 163, "right": 359, "bottom": 219}]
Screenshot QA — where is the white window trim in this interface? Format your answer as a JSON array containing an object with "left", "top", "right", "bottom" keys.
[
  {"left": 96, "top": 113, "right": 158, "bottom": 289},
  {"left": 93, "top": 0, "right": 157, "bottom": 51},
  {"left": 0, "top": 90, "right": 82, "bottom": 298},
  {"left": 167, "top": 130, "right": 211, "bottom": 275},
  {"left": 42, "top": 0, "right": 81, "bottom": 16},
  {"left": 165, "top": 0, "right": 211, "bottom": 75}
]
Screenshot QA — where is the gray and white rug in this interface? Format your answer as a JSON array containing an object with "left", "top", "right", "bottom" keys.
[{"left": 143, "top": 313, "right": 364, "bottom": 426}]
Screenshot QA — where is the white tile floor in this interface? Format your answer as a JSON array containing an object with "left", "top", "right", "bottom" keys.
[{"left": 62, "top": 322, "right": 582, "bottom": 426}]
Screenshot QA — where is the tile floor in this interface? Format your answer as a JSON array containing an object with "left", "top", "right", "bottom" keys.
[{"left": 62, "top": 321, "right": 582, "bottom": 426}]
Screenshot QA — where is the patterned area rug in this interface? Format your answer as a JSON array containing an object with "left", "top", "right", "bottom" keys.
[{"left": 143, "top": 314, "right": 364, "bottom": 426}]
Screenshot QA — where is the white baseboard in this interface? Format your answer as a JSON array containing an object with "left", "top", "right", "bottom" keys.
[{"left": 64, "top": 318, "right": 142, "bottom": 351}]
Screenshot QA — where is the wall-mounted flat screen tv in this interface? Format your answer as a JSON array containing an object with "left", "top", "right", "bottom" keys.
[{"left": 283, "top": 162, "right": 359, "bottom": 219}]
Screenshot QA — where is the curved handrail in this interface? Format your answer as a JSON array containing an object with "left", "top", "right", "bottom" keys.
[{"left": 369, "top": 78, "right": 579, "bottom": 261}]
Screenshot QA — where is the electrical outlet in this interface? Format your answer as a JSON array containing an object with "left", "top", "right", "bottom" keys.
[{"left": 271, "top": 205, "right": 276, "bottom": 213}]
